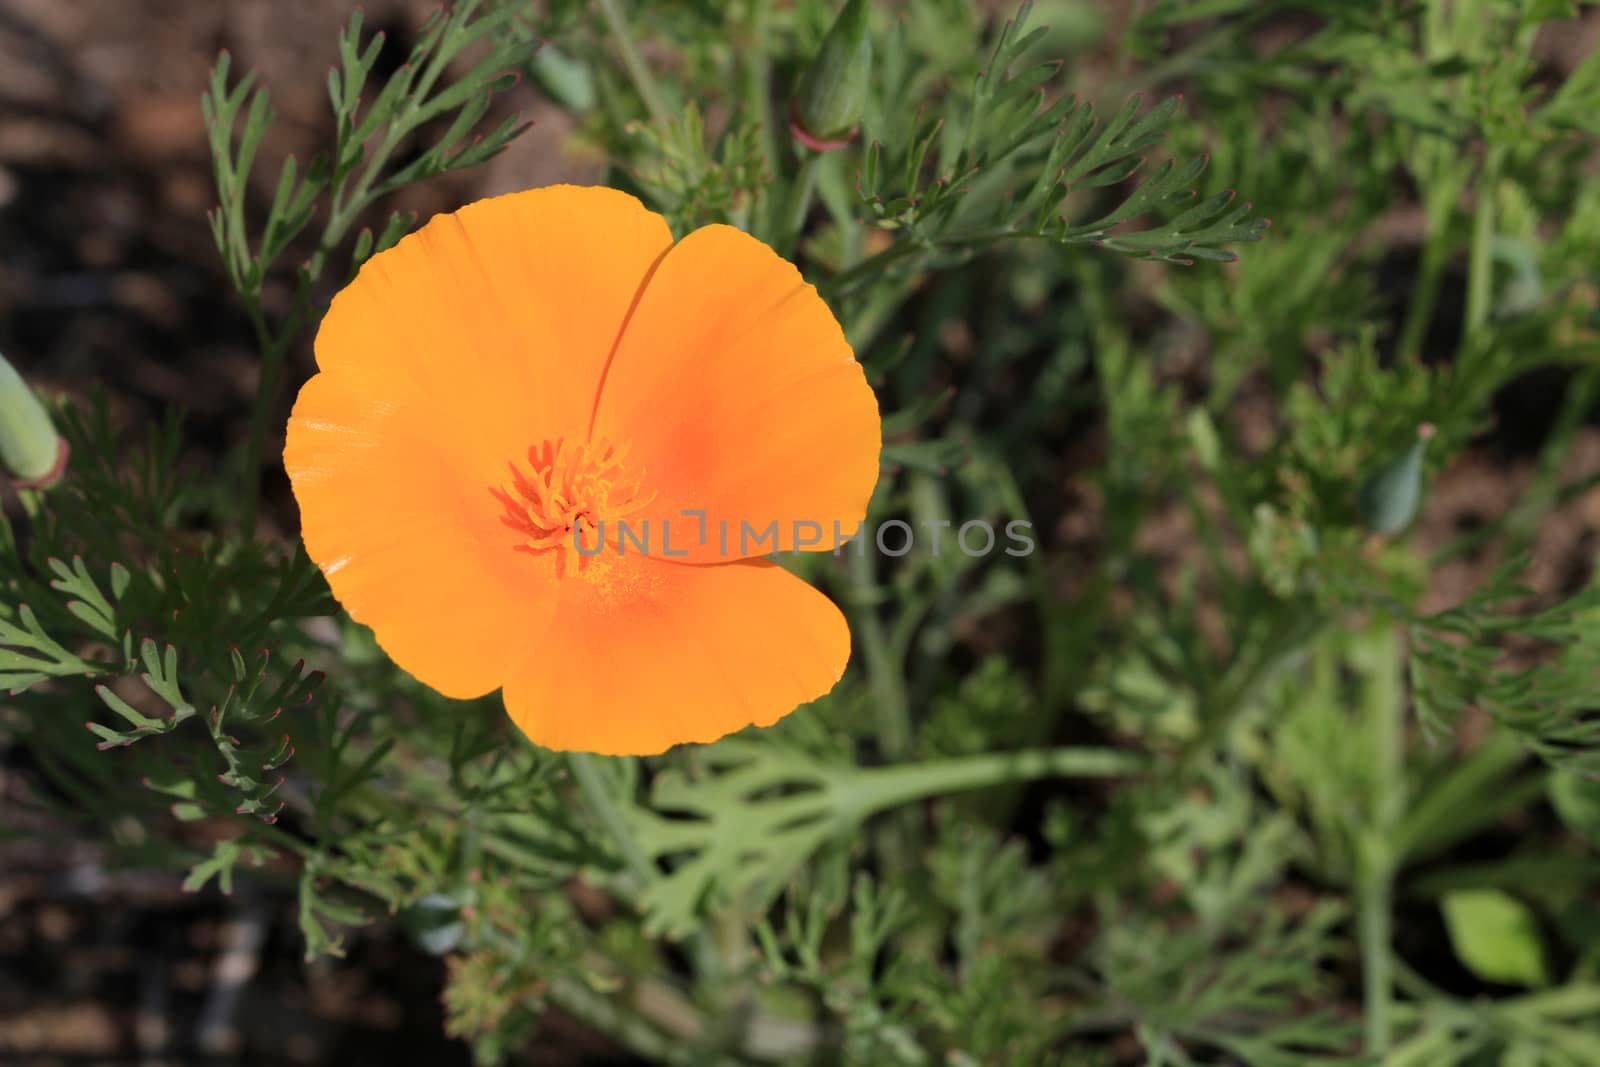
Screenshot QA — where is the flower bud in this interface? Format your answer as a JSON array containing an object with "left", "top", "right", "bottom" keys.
[
  {"left": 1358, "top": 424, "right": 1433, "bottom": 535},
  {"left": 790, "top": 0, "right": 871, "bottom": 151},
  {"left": 0, "top": 352, "right": 67, "bottom": 488}
]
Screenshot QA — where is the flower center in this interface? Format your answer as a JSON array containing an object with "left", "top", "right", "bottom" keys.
[{"left": 492, "top": 437, "right": 655, "bottom": 572}]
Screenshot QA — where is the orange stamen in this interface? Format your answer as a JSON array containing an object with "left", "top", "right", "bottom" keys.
[{"left": 491, "top": 437, "right": 656, "bottom": 574}]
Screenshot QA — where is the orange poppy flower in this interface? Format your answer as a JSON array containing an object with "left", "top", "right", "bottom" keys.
[{"left": 284, "top": 185, "right": 881, "bottom": 755}]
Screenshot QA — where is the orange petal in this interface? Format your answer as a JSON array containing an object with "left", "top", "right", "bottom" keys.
[
  {"left": 589, "top": 225, "right": 880, "bottom": 562},
  {"left": 502, "top": 557, "right": 850, "bottom": 754},
  {"left": 286, "top": 371, "right": 557, "bottom": 698},
  {"left": 288, "top": 186, "right": 676, "bottom": 697},
  {"left": 313, "top": 185, "right": 674, "bottom": 486}
]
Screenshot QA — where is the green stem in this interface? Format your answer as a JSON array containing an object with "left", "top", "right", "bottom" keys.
[
  {"left": 843, "top": 541, "right": 917, "bottom": 881},
  {"left": 1359, "top": 624, "right": 1405, "bottom": 1056},
  {"left": 568, "top": 753, "right": 728, "bottom": 992},
  {"left": 1174, "top": 610, "right": 1323, "bottom": 776},
  {"left": 1507, "top": 366, "right": 1600, "bottom": 555},
  {"left": 1395, "top": 166, "right": 1468, "bottom": 363},
  {"left": 240, "top": 307, "right": 297, "bottom": 537},
  {"left": 781, "top": 151, "right": 821, "bottom": 256},
  {"left": 569, "top": 753, "right": 656, "bottom": 890},
  {"left": 233, "top": 0, "right": 524, "bottom": 535},
  {"left": 308, "top": 1, "right": 476, "bottom": 282},
  {"left": 237, "top": 67, "right": 413, "bottom": 535},
  {"left": 822, "top": 224, "right": 1053, "bottom": 300},
  {"left": 1431, "top": 465, "right": 1600, "bottom": 566},
  {"left": 1106, "top": 3, "right": 1281, "bottom": 96},
  {"left": 847, "top": 543, "right": 911, "bottom": 762},
  {"left": 547, "top": 973, "right": 758, "bottom": 1067},
  {"left": 740, "top": 0, "right": 779, "bottom": 207},
  {"left": 1360, "top": 865, "right": 1395, "bottom": 1054},
  {"left": 824, "top": 238, "right": 932, "bottom": 299},
  {"left": 1463, "top": 144, "right": 1504, "bottom": 343},
  {"left": 596, "top": 0, "right": 670, "bottom": 127},
  {"left": 843, "top": 746, "right": 1144, "bottom": 817}
]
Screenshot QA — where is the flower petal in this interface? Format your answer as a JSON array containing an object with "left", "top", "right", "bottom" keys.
[
  {"left": 313, "top": 184, "right": 674, "bottom": 485},
  {"left": 289, "top": 185, "right": 676, "bottom": 698},
  {"left": 501, "top": 557, "right": 849, "bottom": 754},
  {"left": 286, "top": 371, "right": 558, "bottom": 697},
  {"left": 589, "top": 225, "right": 880, "bottom": 561}
]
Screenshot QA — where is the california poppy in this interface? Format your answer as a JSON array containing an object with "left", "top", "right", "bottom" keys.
[{"left": 284, "top": 185, "right": 881, "bottom": 755}]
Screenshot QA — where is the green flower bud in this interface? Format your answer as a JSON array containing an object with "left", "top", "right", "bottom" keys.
[
  {"left": 1358, "top": 424, "right": 1433, "bottom": 535},
  {"left": 791, "top": 0, "right": 871, "bottom": 151},
  {"left": 0, "top": 352, "right": 67, "bottom": 488}
]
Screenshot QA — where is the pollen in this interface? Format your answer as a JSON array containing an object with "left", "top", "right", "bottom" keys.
[{"left": 491, "top": 437, "right": 656, "bottom": 573}]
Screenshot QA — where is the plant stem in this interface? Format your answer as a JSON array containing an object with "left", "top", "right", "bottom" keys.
[
  {"left": 1430, "top": 454, "right": 1600, "bottom": 567},
  {"left": 1463, "top": 144, "right": 1504, "bottom": 343},
  {"left": 569, "top": 753, "right": 656, "bottom": 890},
  {"left": 568, "top": 753, "right": 728, "bottom": 992},
  {"left": 842, "top": 541, "right": 919, "bottom": 881},
  {"left": 739, "top": 0, "right": 779, "bottom": 200},
  {"left": 547, "top": 973, "right": 758, "bottom": 1067},
  {"left": 1359, "top": 624, "right": 1405, "bottom": 1056},
  {"left": 597, "top": 0, "right": 670, "bottom": 128},
  {"left": 1359, "top": 863, "right": 1395, "bottom": 1053},
  {"left": 240, "top": 308, "right": 298, "bottom": 537},
  {"left": 1175, "top": 609, "right": 1323, "bottom": 777},
  {"left": 823, "top": 238, "right": 932, "bottom": 298},
  {"left": 822, "top": 225, "right": 1052, "bottom": 300},
  {"left": 844, "top": 746, "right": 1145, "bottom": 817},
  {"left": 1395, "top": 164, "right": 1468, "bottom": 363},
  {"left": 781, "top": 150, "right": 821, "bottom": 256},
  {"left": 237, "top": 90, "right": 406, "bottom": 536},
  {"left": 847, "top": 543, "right": 911, "bottom": 762}
]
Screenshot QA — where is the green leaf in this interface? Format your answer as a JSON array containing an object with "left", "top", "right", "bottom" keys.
[
  {"left": 182, "top": 839, "right": 264, "bottom": 896},
  {"left": 1441, "top": 889, "right": 1549, "bottom": 987},
  {"left": 622, "top": 739, "right": 1138, "bottom": 938},
  {"left": 109, "top": 562, "right": 131, "bottom": 601},
  {"left": 137, "top": 639, "right": 196, "bottom": 724},
  {"left": 1549, "top": 769, "right": 1600, "bottom": 846},
  {"left": 172, "top": 803, "right": 207, "bottom": 822},
  {"left": 95, "top": 685, "right": 164, "bottom": 731}
]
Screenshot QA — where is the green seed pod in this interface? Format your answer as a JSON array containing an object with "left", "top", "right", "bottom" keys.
[
  {"left": 0, "top": 352, "right": 66, "bottom": 488},
  {"left": 791, "top": 0, "right": 872, "bottom": 150},
  {"left": 1358, "top": 424, "right": 1433, "bottom": 535}
]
